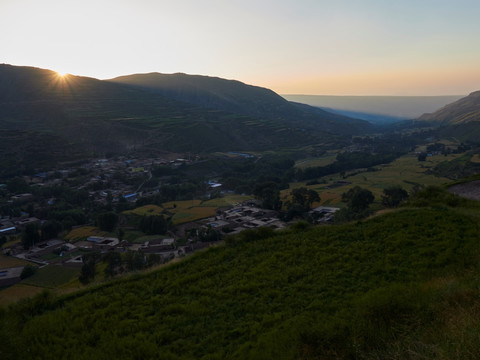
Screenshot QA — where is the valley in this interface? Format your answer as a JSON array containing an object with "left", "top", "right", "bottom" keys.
[{"left": 1, "top": 64, "right": 480, "bottom": 359}]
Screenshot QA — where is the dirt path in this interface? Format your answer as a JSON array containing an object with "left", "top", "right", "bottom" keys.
[{"left": 448, "top": 180, "right": 480, "bottom": 201}]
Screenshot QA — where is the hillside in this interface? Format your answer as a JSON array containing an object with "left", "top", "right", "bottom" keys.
[
  {"left": 0, "top": 65, "right": 370, "bottom": 176},
  {"left": 416, "top": 91, "right": 480, "bottom": 142},
  {"left": 418, "top": 90, "right": 480, "bottom": 124},
  {"left": 108, "top": 72, "right": 371, "bottom": 134},
  {"left": 2, "top": 188, "right": 480, "bottom": 359}
]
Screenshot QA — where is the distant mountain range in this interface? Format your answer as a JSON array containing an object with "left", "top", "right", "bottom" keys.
[
  {"left": 0, "top": 64, "right": 370, "bottom": 175},
  {"left": 283, "top": 94, "right": 464, "bottom": 123}
]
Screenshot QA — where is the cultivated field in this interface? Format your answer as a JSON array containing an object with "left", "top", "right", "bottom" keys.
[
  {"left": 294, "top": 151, "right": 338, "bottom": 169},
  {"left": 285, "top": 153, "right": 461, "bottom": 207},
  {"left": 65, "top": 226, "right": 110, "bottom": 243},
  {"left": 21, "top": 264, "right": 80, "bottom": 288}
]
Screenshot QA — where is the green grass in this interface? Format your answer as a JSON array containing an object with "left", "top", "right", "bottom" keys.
[
  {"left": 0, "top": 284, "right": 45, "bottom": 306},
  {"left": 294, "top": 152, "right": 338, "bottom": 169},
  {"left": 21, "top": 265, "right": 80, "bottom": 289},
  {"left": 123, "top": 204, "right": 164, "bottom": 216},
  {"left": 0, "top": 255, "right": 34, "bottom": 268},
  {"left": 199, "top": 194, "right": 252, "bottom": 207}
]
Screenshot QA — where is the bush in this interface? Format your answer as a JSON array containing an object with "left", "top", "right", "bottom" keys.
[{"left": 20, "top": 264, "right": 37, "bottom": 280}]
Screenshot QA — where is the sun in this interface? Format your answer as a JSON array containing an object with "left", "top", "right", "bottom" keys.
[{"left": 56, "top": 71, "right": 67, "bottom": 78}]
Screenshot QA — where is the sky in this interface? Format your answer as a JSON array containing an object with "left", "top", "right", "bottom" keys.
[{"left": 1, "top": 0, "right": 480, "bottom": 95}]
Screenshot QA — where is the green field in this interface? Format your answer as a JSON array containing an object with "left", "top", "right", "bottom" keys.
[
  {"left": 0, "top": 284, "right": 45, "bottom": 306},
  {"left": 21, "top": 265, "right": 80, "bottom": 289},
  {"left": 65, "top": 226, "right": 110, "bottom": 243},
  {"left": 294, "top": 151, "right": 338, "bottom": 169},
  {"left": 286, "top": 153, "right": 461, "bottom": 207},
  {"left": 123, "top": 204, "right": 164, "bottom": 216},
  {"left": 0, "top": 255, "right": 33, "bottom": 268}
]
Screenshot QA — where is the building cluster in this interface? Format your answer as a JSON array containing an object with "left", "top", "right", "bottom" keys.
[{"left": 202, "top": 200, "right": 286, "bottom": 235}]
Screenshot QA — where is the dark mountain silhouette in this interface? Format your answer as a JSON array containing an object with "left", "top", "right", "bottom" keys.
[
  {"left": 108, "top": 72, "right": 371, "bottom": 134},
  {"left": 0, "top": 64, "right": 371, "bottom": 174}
]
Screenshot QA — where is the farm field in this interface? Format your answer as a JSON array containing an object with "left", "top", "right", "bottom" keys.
[
  {"left": 0, "top": 284, "right": 45, "bottom": 306},
  {"left": 123, "top": 204, "right": 164, "bottom": 216},
  {"left": 163, "top": 195, "right": 252, "bottom": 225},
  {"left": 21, "top": 265, "right": 80, "bottom": 289},
  {"left": 294, "top": 151, "right": 338, "bottom": 169},
  {"left": 285, "top": 153, "right": 461, "bottom": 207},
  {"left": 471, "top": 154, "right": 480, "bottom": 163},
  {"left": 65, "top": 226, "right": 110, "bottom": 243},
  {"left": 0, "top": 254, "right": 33, "bottom": 268}
]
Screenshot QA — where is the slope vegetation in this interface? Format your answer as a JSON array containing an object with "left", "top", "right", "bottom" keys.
[
  {"left": 2, "top": 188, "right": 480, "bottom": 359},
  {"left": 417, "top": 91, "right": 480, "bottom": 142},
  {"left": 419, "top": 90, "right": 480, "bottom": 125}
]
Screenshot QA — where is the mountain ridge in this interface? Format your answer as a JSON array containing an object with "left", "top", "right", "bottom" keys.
[
  {"left": 0, "top": 64, "right": 369, "bottom": 175},
  {"left": 108, "top": 72, "right": 371, "bottom": 134}
]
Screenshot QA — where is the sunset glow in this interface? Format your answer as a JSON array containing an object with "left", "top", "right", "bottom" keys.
[{"left": 1, "top": 0, "right": 480, "bottom": 95}]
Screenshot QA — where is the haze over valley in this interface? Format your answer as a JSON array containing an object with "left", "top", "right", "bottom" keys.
[
  {"left": 282, "top": 94, "right": 465, "bottom": 123},
  {"left": 1, "top": 1, "right": 480, "bottom": 359}
]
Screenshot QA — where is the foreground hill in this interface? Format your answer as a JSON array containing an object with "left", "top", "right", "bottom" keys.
[
  {"left": 0, "top": 64, "right": 369, "bottom": 176},
  {"left": 2, "top": 187, "right": 480, "bottom": 359},
  {"left": 108, "top": 72, "right": 370, "bottom": 134}
]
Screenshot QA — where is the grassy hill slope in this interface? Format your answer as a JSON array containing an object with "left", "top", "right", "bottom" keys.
[
  {"left": 417, "top": 91, "right": 480, "bottom": 142},
  {"left": 2, "top": 188, "right": 480, "bottom": 359},
  {"left": 418, "top": 91, "right": 480, "bottom": 125}
]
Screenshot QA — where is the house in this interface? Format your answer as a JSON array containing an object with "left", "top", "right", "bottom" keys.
[
  {"left": 0, "top": 267, "right": 24, "bottom": 287},
  {"left": 15, "top": 217, "right": 41, "bottom": 228},
  {"left": 10, "top": 193, "right": 34, "bottom": 204},
  {"left": 123, "top": 193, "right": 137, "bottom": 202},
  {"left": 309, "top": 206, "right": 340, "bottom": 223},
  {"left": 142, "top": 238, "right": 176, "bottom": 253},
  {"left": 87, "top": 236, "right": 120, "bottom": 248}
]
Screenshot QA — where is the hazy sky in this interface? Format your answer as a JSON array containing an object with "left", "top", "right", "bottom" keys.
[{"left": 1, "top": 0, "right": 479, "bottom": 95}]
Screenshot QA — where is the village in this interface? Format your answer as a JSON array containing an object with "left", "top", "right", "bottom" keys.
[{"left": 0, "top": 154, "right": 340, "bottom": 289}]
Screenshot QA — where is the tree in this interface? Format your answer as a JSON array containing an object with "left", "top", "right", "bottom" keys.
[
  {"left": 40, "top": 220, "right": 62, "bottom": 241},
  {"left": 284, "top": 187, "right": 320, "bottom": 221},
  {"left": 7, "top": 177, "right": 30, "bottom": 194},
  {"left": 125, "top": 250, "right": 146, "bottom": 271},
  {"left": 0, "top": 235, "right": 7, "bottom": 247},
  {"left": 79, "top": 253, "right": 99, "bottom": 284},
  {"left": 291, "top": 187, "right": 320, "bottom": 211},
  {"left": 117, "top": 228, "right": 125, "bottom": 242},
  {"left": 97, "top": 212, "right": 119, "bottom": 232},
  {"left": 335, "top": 186, "right": 375, "bottom": 222},
  {"left": 342, "top": 186, "right": 374, "bottom": 211},
  {"left": 417, "top": 153, "right": 427, "bottom": 162},
  {"left": 21, "top": 223, "right": 40, "bottom": 249},
  {"left": 104, "top": 252, "right": 122, "bottom": 277},
  {"left": 253, "top": 182, "right": 282, "bottom": 210},
  {"left": 20, "top": 264, "right": 37, "bottom": 279},
  {"left": 139, "top": 215, "right": 169, "bottom": 235},
  {"left": 382, "top": 186, "right": 408, "bottom": 207}
]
